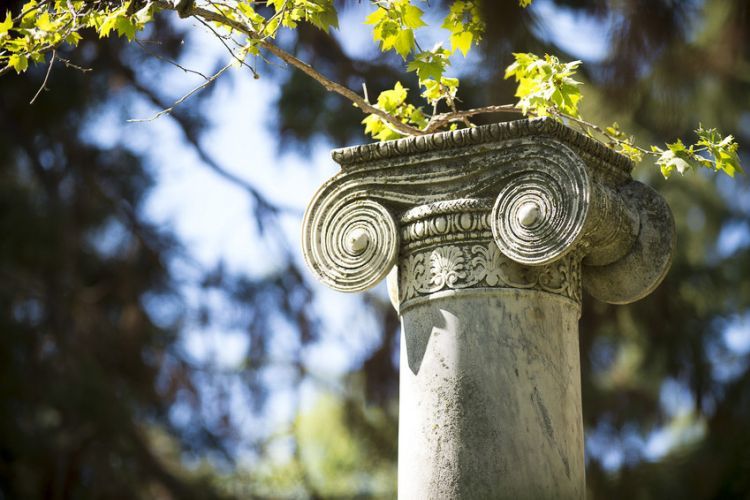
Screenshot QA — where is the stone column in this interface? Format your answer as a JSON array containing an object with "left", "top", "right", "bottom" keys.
[{"left": 301, "top": 118, "right": 675, "bottom": 499}]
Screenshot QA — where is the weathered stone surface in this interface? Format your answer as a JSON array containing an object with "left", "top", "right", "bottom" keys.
[
  {"left": 395, "top": 198, "right": 584, "bottom": 312},
  {"left": 399, "top": 290, "right": 584, "bottom": 499},
  {"left": 582, "top": 181, "right": 675, "bottom": 304},
  {"left": 301, "top": 118, "right": 676, "bottom": 499},
  {"left": 301, "top": 118, "right": 674, "bottom": 303}
]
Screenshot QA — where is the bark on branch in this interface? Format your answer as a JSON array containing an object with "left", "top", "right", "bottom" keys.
[{"left": 425, "top": 105, "right": 524, "bottom": 133}]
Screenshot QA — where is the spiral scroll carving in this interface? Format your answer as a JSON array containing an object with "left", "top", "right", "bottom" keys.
[
  {"left": 303, "top": 199, "right": 399, "bottom": 293},
  {"left": 302, "top": 120, "right": 673, "bottom": 306},
  {"left": 491, "top": 144, "right": 590, "bottom": 266}
]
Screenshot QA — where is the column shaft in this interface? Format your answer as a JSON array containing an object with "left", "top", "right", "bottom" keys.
[{"left": 398, "top": 289, "right": 584, "bottom": 499}]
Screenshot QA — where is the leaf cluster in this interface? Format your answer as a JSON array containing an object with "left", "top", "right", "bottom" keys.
[
  {"left": 652, "top": 126, "right": 743, "bottom": 179},
  {"left": 0, "top": 0, "right": 743, "bottom": 180},
  {"left": 441, "top": 0, "right": 484, "bottom": 56},
  {"left": 500, "top": 52, "right": 742, "bottom": 179},
  {"left": 360, "top": 0, "right": 490, "bottom": 139},
  {"left": 0, "top": 0, "right": 153, "bottom": 75},
  {"left": 361, "top": 81, "right": 427, "bottom": 141},
  {"left": 365, "top": 0, "right": 425, "bottom": 60},
  {"left": 504, "top": 52, "right": 583, "bottom": 118},
  {"left": 267, "top": 0, "right": 339, "bottom": 33}
]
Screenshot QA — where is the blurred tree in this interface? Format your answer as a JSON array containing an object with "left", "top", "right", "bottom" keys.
[
  {"left": 0, "top": 3, "right": 239, "bottom": 498},
  {"left": 219, "top": 391, "right": 397, "bottom": 499},
  {"left": 1, "top": 0, "right": 750, "bottom": 499}
]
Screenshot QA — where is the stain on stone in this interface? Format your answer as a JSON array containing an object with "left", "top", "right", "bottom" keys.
[
  {"left": 531, "top": 386, "right": 554, "bottom": 442},
  {"left": 531, "top": 386, "right": 571, "bottom": 480}
]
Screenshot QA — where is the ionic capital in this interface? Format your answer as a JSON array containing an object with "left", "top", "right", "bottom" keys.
[{"left": 302, "top": 118, "right": 675, "bottom": 309}]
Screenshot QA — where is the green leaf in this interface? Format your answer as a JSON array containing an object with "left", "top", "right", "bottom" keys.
[
  {"left": 606, "top": 122, "right": 626, "bottom": 140},
  {"left": 394, "top": 28, "right": 414, "bottom": 59},
  {"left": 655, "top": 139, "right": 702, "bottom": 178},
  {"left": 296, "top": 0, "right": 339, "bottom": 32},
  {"left": 402, "top": 4, "right": 426, "bottom": 29},
  {"left": 408, "top": 59, "right": 441, "bottom": 81},
  {"left": 364, "top": 7, "right": 386, "bottom": 26},
  {"left": 8, "top": 53, "right": 28, "bottom": 73},
  {"left": 0, "top": 11, "right": 11, "bottom": 35},
  {"left": 421, "top": 78, "right": 442, "bottom": 102},
  {"left": 420, "top": 76, "right": 459, "bottom": 104},
  {"left": 98, "top": 13, "right": 119, "bottom": 37},
  {"left": 367, "top": 6, "right": 399, "bottom": 51},
  {"left": 441, "top": 0, "right": 484, "bottom": 56},
  {"left": 65, "top": 31, "right": 83, "bottom": 46},
  {"left": 315, "top": 7, "right": 339, "bottom": 32},
  {"left": 19, "top": 0, "right": 39, "bottom": 27},
  {"left": 617, "top": 142, "right": 643, "bottom": 163},
  {"left": 409, "top": 106, "right": 428, "bottom": 129},
  {"left": 263, "top": 17, "right": 281, "bottom": 38},
  {"left": 362, "top": 113, "right": 386, "bottom": 137},
  {"left": 366, "top": 1, "right": 427, "bottom": 58},
  {"left": 363, "top": 81, "right": 429, "bottom": 142},
  {"left": 450, "top": 31, "right": 473, "bottom": 56},
  {"left": 377, "top": 81, "right": 408, "bottom": 111},
  {"left": 407, "top": 47, "right": 450, "bottom": 81},
  {"left": 717, "top": 149, "right": 742, "bottom": 177},
  {"left": 656, "top": 150, "right": 677, "bottom": 178},
  {"left": 362, "top": 108, "right": 403, "bottom": 141},
  {"left": 36, "top": 12, "right": 56, "bottom": 31},
  {"left": 237, "top": 1, "right": 265, "bottom": 26},
  {"left": 442, "top": 77, "right": 459, "bottom": 89},
  {"left": 115, "top": 16, "right": 137, "bottom": 40},
  {"left": 695, "top": 125, "right": 744, "bottom": 177}
]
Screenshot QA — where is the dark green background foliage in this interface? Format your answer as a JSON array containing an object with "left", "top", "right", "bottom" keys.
[
  {"left": 1, "top": 0, "right": 749, "bottom": 498},
  {"left": 0, "top": 5, "right": 230, "bottom": 497}
]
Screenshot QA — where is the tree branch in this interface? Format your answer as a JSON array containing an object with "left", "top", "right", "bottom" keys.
[
  {"left": 152, "top": 0, "right": 425, "bottom": 137},
  {"left": 119, "top": 63, "right": 301, "bottom": 240},
  {"left": 425, "top": 104, "right": 523, "bottom": 133},
  {"left": 29, "top": 49, "right": 55, "bottom": 104}
]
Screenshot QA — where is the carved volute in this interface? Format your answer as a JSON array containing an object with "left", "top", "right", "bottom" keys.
[{"left": 302, "top": 118, "right": 675, "bottom": 311}]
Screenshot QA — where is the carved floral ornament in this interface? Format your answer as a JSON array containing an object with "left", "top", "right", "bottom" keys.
[
  {"left": 397, "top": 240, "right": 582, "bottom": 306},
  {"left": 302, "top": 118, "right": 675, "bottom": 310}
]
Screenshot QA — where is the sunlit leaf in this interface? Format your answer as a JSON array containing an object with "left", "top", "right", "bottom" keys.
[{"left": 8, "top": 53, "right": 28, "bottom": 73}]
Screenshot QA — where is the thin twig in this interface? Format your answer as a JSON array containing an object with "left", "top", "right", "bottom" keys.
[
  {"left": 446, "top": 91, "right": 473, "bottom": 129},
  {"left": 4, "top": 0, "right": 422, "bottom": 136},
  {"left": 57, "top": 56, "right": 91, "bottom": 73},
  {"left": 6, "top": 0, "right": 542, "bottom": 140},
  {"left": 362, "top": 82, "right": 370, "bottom": 103},
  {"left": 127, "top": 61, "right": 232, "bottom": 122},
  {"left": 135, "top": 39, "right": 210, "bottom": 80},
  {"left": 29, "top": 50, "right": 55, "bottom": 104},
  {"left": 560, "top": 112, "right": 653, "bottom": 155},
  {"left": 193, "top": 15, "right": 258, "bottom": 77}
]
